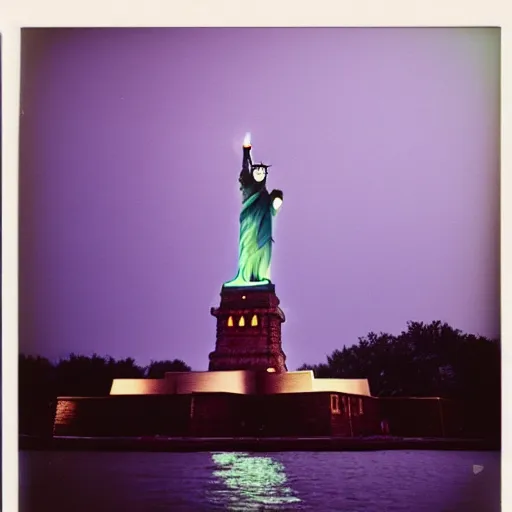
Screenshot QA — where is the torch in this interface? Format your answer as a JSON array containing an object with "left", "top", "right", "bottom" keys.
[{"left": 242, "top": 132, "right": 252, "bottom": 171}]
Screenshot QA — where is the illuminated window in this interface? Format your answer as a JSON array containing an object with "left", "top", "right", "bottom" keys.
[
  {"left": 238, "top": 316, "right": 245, "bottom": 327},
  {"left": 227, "top": 316, "right": 234, "bottom": 327},
  {"left": 251, "top": 314, "right": 258, "bottom": 327},
  {"left": 330, "top": 394, "right": 340, "bottom": 414}
]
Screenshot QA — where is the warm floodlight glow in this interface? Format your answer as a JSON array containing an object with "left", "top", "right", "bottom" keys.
[
  {"left": 266, "top": 367, "right": 276, "bottom": 373},
  {"left": 272, "top": 197, "right": 283, "bottom": 211},
  {"left": 239, "top": 316, "right": 245, "bottom": 327},
  {"left": 251, "top": 314, "right": 258, "bottom": 327},
  {"left": 227, "top": 316, "right": 234, "bottom": 327},
  {"left": 243, "top": 132, "right": 251, "bottom": 147},
  {"left": 242, "top": 295, "right": 246, "bottom": 300}
]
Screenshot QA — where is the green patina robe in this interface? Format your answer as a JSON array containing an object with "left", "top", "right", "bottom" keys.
[{"left": 224, "top": 174, "right": 280, "bottom": 287}]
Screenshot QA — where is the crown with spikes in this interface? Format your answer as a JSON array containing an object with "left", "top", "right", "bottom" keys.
[{"left": 251, "top": 162, "right": 272, "bottom": 170}]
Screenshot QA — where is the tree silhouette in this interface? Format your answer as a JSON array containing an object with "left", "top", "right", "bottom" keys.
[
  {"left": 146, "top": 359, "right": 191, "bottom": 378},
  {"left": 54, "top": 353, "right": 144, "bottom": 396},
  {"left": 19, "top": 354, "right": 56, "bottom": 435}
]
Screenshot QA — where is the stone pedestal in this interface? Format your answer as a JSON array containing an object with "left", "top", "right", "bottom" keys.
[{"left": 208, "top": 284, "right": 288, "bottom": 373}]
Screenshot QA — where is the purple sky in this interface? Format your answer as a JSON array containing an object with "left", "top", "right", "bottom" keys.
[{"left": 19, "top": 28, "right": 500, "bottom": 371}]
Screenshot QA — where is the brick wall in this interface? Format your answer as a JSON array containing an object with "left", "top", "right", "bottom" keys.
[
  {"left": 189, "top": 393, "right": 246, "bottom": 436},
  {"left": 53, "top": 392, "right": 459, "bottom": 439},
  {"left": 255, "top": 393, "right": 332, "bottom": 437},
  {"left": 54, "top": 395, "right": 191, "bottom": 437},
  {"left": 209, "top": 286, "right": 287, "bottom": 372},
  {"left": 330, "top": 394, "right": 381, "bottom": 437},
  {"left": 54, "top": 392, "right": 337, "bottom": 438},
  {"left": 379, "top": 397, "right": 461, "bottom": 437}
]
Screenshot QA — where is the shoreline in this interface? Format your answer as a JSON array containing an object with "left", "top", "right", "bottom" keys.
[{"left": 20, "top": 435, "right": 500, "bottom": 452}]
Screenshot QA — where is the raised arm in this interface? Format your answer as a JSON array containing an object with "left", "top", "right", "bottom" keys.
[
  {"left": 239, "top": 133, "right": 253, "bottom": 189},
  {"left": 242, "top": 145, "right": 252, "bottom": 172},
  {"left": 242, "top": 132, "right": 253, "bottom": 170}
]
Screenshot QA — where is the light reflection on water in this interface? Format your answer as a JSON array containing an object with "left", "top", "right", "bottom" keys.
[{"left": 208, "top": 452, "right": 302, "bottom": 510}]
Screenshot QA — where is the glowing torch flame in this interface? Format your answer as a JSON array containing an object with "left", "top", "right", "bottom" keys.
[{"left": 243, "top": 132, "right": 251, "bottom": 148}]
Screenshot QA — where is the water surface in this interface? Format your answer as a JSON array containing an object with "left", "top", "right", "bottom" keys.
[{"left": 20, "top": 450, "right": 500, "bottom": 511}]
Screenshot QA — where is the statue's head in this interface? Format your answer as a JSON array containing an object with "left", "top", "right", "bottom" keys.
[
  {"left": 252, "top": 165, "right": 268, "bottom": 183},
  {"left": 251, "top": 162, "right": 271, "bottom": 183},
  {"left": 239, "top": 156, "right": 271, "bottom": 192}
]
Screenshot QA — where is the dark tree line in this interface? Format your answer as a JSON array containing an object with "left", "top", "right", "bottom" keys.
[
  {"left": 19, "top": 354, "right": 190, "bottom": 435},
  {"left": 298, "top": 321, "right": 501, "bottom": 438}
]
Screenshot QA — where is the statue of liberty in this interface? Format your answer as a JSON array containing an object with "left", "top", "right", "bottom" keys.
[{"left": 224, "top": 133, "right": 284, "bottom": 288}]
